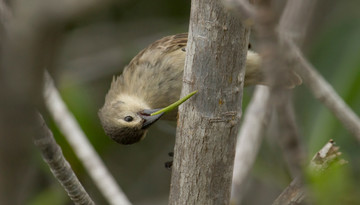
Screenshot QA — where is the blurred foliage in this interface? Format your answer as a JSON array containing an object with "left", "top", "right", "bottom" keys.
[
  {"left": 28, "top": 185, "right": 67, "bottom": 205},
  {"left": 306, "top": 161, "right": 359, "bottom": 205},
  {"left": 29, "top": 0, "right": 360, "bottom": 204}
]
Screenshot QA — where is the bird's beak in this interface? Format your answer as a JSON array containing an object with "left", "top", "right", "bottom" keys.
[{"left": 139, "top": 109, "right": 164, "bottom": 129}]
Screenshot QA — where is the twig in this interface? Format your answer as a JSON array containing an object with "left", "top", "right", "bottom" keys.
[
  {"left": 272, "top": 90, "right": 304, "bottom": 178},
  {"left": 284, "top": 39, "right": 360, "bottom": 143},
  {"left": 231, "top": 86, "right": 271, "bottom": 204},
  {"left": 223, "top": 0, "right": 360, "bottom": 203},
  {"left": 35, "top": 114, "right": 95, "bottom": 205},
  {"left": 43, "top": 72, "right": 131, "bottom": 205},
  {"left": 277, "top": 0, "right": 360, "bottom": 142},
  {"left": 269, "top": 0, "right": 318, "bottom": 179},
  {"left": 278, "top": 0, "right": 318, "bottom": 44},
  {"left": 272, "top": 139, "right": 347, "bottom": 205},
  {"left": 256, "top": 4, "right": 306, "bottom": 178}
]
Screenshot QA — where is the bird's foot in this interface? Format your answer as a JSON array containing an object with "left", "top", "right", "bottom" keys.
[{"left": 164, "top": 152, "right": 173, "bottom": 170}]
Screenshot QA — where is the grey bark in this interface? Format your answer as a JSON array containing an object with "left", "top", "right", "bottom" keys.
[
  {"left": 35, "top": 114, "right": 95, "bottom": 205},
  {"left": 169, "top": 0, "right": 250, "bottom": 204}
]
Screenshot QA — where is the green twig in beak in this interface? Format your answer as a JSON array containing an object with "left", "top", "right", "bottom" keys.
[{"left": 150, "top": 90, "right": 198, "bottom": 116}]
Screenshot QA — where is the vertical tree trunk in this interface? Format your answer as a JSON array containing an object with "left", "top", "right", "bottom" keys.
[{"left": 169, "top": 0, "right": 250, "bottom": 204}]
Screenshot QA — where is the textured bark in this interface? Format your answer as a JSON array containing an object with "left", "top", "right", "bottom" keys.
[
  {"left": 35, "top": 114, "right": 95, "bottom": 205},
  {"left": 169, "top": 0, "right": 250, "bottom": 204},
  {"left": 44, "top": 73, "right": 131, "bottom": 205}
]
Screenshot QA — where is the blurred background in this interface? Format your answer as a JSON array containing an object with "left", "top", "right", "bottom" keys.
[{"left": 18, "top": 0, "right": 360, "bottom": 204}]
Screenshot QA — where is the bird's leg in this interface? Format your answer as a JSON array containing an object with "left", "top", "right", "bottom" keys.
[{"left": 164, "top": 152, "right": 174, "bottom": 170}]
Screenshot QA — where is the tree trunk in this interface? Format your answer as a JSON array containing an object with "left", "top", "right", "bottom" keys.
[{"left": 169, "top": 0, "right": 250, "bottom": 204}]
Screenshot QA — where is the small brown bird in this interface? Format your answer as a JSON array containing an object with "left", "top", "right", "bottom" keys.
[{"left": 98, "top": 33, "right": 301, "bottom": 145}]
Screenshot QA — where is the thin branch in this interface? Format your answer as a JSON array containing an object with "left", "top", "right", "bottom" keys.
[
  {"left": 231, "top": 86, "right": 271, "bottom": 204},
  {"left": 278, "top": 0, "right": 318, "bottom": 44},
  {"left": 35, "top": 114, "right": 95, "bottom": 205},
  {"left": 256, "top": 5, "right": 306, "bottom": 177},
  {"left": 225, "top": 0, "right": 309, "bottom": 183},
  {"left": 277, "top": 0, "right": 360, "bottom": 142},
  {"left": 270, "top": 0, "right": 318, "bottom": 179},
  {"left": 285, "top": 39, "right": 360, "bottom": 143},
  {"left": 291, "top": 43, "right": 360, "bottom": 139},
  {"left": 272, "top": 139, "right": 347, "bottom": 205},
  {"left": 272, "top": 177, "right": 304, "bottom": 205},
  {"left": 272, "top": 90, "right": 304, "bottom": 178},
  {"left": 222, "top": 0, "right": 360, "bottom": 204},
  {"left": 43, "top": 72, "right": 131, "bottom": 205}
]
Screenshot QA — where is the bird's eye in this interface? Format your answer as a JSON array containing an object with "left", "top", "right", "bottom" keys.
[{"left": 124, "top": 116, "right": 133, "bottom": 122}]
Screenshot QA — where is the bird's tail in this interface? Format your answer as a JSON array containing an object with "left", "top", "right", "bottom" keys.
[{"left": 244, "top": 50, "right": 302, "bottom": 88}]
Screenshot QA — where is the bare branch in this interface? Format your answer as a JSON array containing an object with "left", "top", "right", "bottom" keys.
[
  {"left": 272, "top": 90, "right": 304, "bottom": 177},
  {"left": 272, "top": 140, "right": 347, "bottom": 205},
  {"left": 285, "top": 40, "right": 360, "bottom": 142},
  {"left": 43, "top": 72, "right": 131, "bottom": 205},
  {"left": 35, "top": 114, "right": 95, "bottom": 205},
  {"left": 222, "top": 0, "right": 360, "bottom": 204},
  {"left": 277, "top": 0, "right": 360, "bottom": 142},
  {"left": 231, "top": 86, "right": 271, "bottom": 204},
  {"left": 273, "top": 176, "right": 304, "bottom": 205},
  {"left": 277, "top": 0, "right": 360, "bottom": 145},
  {"left": 255, "top": 4, "right": 306, "bottom": 177},
  {"left": 278, "top": 0, "right": 318, "bottom": 44}
]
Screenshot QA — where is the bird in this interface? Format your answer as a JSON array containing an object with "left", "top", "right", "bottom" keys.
[{"left": 98, "top": 33, "right": 302, "bottom": 145}]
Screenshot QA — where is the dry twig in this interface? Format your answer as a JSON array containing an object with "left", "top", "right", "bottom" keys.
[
  {"left": 223, "top": 0, "right": 360, "bottom": 146},
  {"left": 272, "top": 139, "right": 347, "bottom": 205},
  {"left": 284, "top": 40, "right": 360, "bottom": 142},
  {"left": 231, "top": 86, "right": 271, "bottom": 204},
  {"left": 256, "top": 3, "right": 305, "bottom": 178},
  {"left": 278, "top": 0, "right": 360, "bottom": 142},
  {"left": 43, "top": 72, "right": 131, "bottom": 205},
  {"left": 35, "top": 114, "right": 95, "bottom": 205}
]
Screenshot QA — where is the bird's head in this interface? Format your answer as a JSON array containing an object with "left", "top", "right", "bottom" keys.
[{"left": 98, "top": 94, "right": 163, "bottom": 145}]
